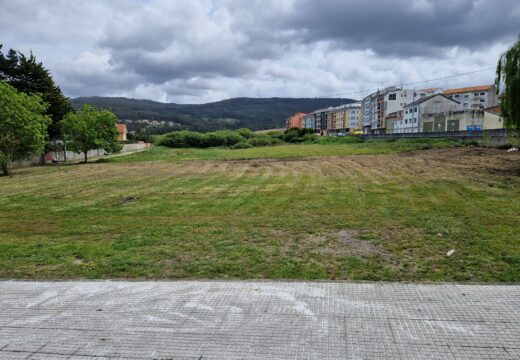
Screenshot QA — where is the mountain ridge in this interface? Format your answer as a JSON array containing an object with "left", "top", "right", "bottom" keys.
[{"left": 71, "top": 96, "right": 358, "bottom": 132}]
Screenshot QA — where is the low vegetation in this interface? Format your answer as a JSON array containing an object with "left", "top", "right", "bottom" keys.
[{"left": 1, "top": 140, "right": 519, "bottom": 281}]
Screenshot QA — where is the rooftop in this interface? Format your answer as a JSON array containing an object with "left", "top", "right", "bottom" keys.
[
  {"left": 443, "top": 85, "right": 493, "bottom": 95},
  {"left": 405, "top": 93, "right": 459, "bottom": 107}
]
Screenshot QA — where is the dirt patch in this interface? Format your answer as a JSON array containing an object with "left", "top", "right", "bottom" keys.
[
  {"left": 281, "top": 230, "right": 388, "bottom": 258},
  {"left": 336, "top": 230, "right": 384, "bottom": 256}
]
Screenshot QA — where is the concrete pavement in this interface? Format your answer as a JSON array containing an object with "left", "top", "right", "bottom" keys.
[{"left": 0, "top": 281, "right": 519, "bottom": 359}]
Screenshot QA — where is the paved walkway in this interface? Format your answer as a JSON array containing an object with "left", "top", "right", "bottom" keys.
[{"left": 0, "top": 281, "right": 518, "bottom": 359}]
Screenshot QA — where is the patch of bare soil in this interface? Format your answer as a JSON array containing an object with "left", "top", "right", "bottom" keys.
[
  {"left": 336, "top": 230, "right": 384, "bottom": 256},
  {"left": 282, "top": 229, "right": 388, "bottom": 258}
]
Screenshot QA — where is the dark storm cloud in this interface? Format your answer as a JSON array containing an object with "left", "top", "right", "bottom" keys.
[
  {"left": 1, "top": 0, "right": 518, "bottom": 102},
  {"left": 282, "top": 0, "right": 520, "bottom": 56}
]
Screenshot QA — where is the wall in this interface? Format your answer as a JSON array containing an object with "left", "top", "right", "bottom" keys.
[
  {"left": 12, "top": 142, "right": 151, "bottom": 169},
  {"left": 360, "top": 129, "right": 509, "bottom": 146}
]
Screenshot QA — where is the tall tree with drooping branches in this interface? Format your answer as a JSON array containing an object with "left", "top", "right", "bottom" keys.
[{"left": 496, "top": 35, "right": 520, "bottom": 130}]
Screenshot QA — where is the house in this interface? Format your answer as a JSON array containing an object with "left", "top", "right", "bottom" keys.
[
  {"left": 443, "top": 85, "right": 497, "bottom": 111},
  {"left": 382, "top": 88, "right": 443, "bottom": 134},
  {"left": 346, "top": 103, "right": 362, "bottom": 133},
  {"left": 421, "top": 109, "right": 504, "bottom": 132},
  {"left": 362, "top": 86, "right": 438, "bottom": 134},
  {"left": 303, "top": 112, "right": 316, "bottom": 130},
  {"left": 286, "top": 112, "right": 307, "bottom": 129},
  {"left": 116, "top": 123, "right": 128, "bottom": 141},
  {"left": 395, "top": 94, "right": 459, "bottom": 133},
  {"left": 385, "top": 110, "right": 404, "bottom": 134},
  {"left": 363, "top": 87, "right": 400, "bottom": 134}
]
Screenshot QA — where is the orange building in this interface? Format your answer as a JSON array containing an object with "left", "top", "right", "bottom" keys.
[
  {"left": 116, "top": 123, "right": 128, "bottom": 141},
  {"left": 285, "top": 112, "right": 307, "bottom": 129}
]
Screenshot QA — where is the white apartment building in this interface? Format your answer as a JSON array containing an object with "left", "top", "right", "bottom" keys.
[
  {"left": 443, "top": 85, "right": 497, "bottom": 111},
  {"left": 385, "top": 88, "right": 442, "bottom": 115},
  {"left": 363, "top": 87, "right": 442, "bottom": 134},
  {"left": 394, "top": 94, "right": 459, "bottom": 133}
]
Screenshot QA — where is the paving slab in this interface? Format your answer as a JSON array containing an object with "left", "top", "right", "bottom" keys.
[{"left": 0, "top": 281, "right": 518, "bottom": 359}]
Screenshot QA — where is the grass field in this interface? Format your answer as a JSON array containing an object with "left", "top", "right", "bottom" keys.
[{"left": 1, "top": 139, "right": 519, "bottom": 281}]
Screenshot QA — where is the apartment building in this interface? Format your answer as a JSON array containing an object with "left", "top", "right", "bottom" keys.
[
  {"left": 286, "top": 112, "right": 307, "bottom": 129},
  {"left": 394, "top": 94, "right": 459, "bottom": 133},
  {"left": 362, "top": 87, "right": 442, "bottom": 134},
  {"left": 303, "top": 112, "right": 316, "bottom": 130},
  {"left": 443, "top": 85, "right": 497, "bottom": 110}
]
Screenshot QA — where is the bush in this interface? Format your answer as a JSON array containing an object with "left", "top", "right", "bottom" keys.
[
  {"left": 159, "top": 131, "right": 203, "bottom": 148},
  {"left": 200, "top": 132, "right": 227, "bottom": 147},
  {"left": 248, "top": 135, "right": 272, "bottom": 147},
  {"left": 267, "top": 130, "right": 283, "bottom": 139},
  {"left": 283, "top": 128, "right": 303, "bottom": 143},
  {"left": 248, "top": 134, "right": 283, "bottom": 146},
  {"left": 302, "top": 133, "right": 318, "bottom": 143},
  {"left": 236, "top": 128, "right": 253, "bottom": 139},
  {"left": 231, "top": 142, "right": 253, "bottom": 149}
]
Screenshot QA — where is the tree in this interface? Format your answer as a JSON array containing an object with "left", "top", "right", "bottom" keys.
[
  {"left": 0, "top": 81, "right": 51, "bottom": 177},
  {"left": 61, "top": 105, "right": 122, "bottom": 163},
  {"left": 0, "top": 44, "right": 72, "bottom": 139},
  {"left": 496, "top": 35, "right": 520, "bottom": 129}
]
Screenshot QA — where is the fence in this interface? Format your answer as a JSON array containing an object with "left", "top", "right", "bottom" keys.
[
  {"left": 12, "top": 142, "right": 151, "bottom": 169},
  {"left": 360, "top": 129, "right": 511, "bottom": 146}
]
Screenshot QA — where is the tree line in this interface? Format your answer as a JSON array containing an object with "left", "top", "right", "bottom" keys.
[{"left": 0, "top": 45, "right": 121, "bottom": 176}]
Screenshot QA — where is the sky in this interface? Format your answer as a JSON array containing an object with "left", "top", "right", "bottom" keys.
[{"left": 1, "top": 0, "right": 519, "bottom": 104}]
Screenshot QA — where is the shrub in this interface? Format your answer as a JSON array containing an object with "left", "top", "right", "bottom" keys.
[
  {"left": 231, "top": 142, "right": 253, "bottom": 149},
  {"left": 267, "top": 130, "right": 284, "bottom": 139},
  {"left": 200, "top": 132, "right": 227, "bottom": 147},
  {"left": 159, "top": 131, "right": 203, "bottom": 148},
  {"left": 283, "top": 128, "right": 303, "bottom": 143},
  {"left": 236, "top": 128, "right": 253, "bottom": 139},
  {"left": 248, "top": 135, "right": 272, "bottom": 147},
  {"left": 302, "top": 133, "right": 318, "bottom": 143},
  {"left": 217, "top": 130, "right": 244, "bottom": 146}
]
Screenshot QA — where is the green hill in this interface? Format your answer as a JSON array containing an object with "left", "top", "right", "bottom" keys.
[{"left": 71, "top": 96, "right": 357, "bottom": 133}]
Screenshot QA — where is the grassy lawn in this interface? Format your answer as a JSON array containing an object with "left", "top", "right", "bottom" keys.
[
  {"left": 1, "top": 140, "right": 519, "bottom": 281},
  {"left": 109, "top": 138, "right": 461, "bottom": 162}
]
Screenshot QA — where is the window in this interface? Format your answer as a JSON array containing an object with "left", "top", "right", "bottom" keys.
[
  {"left": 480, "top": 92, "right": 485, "bottom": 95},
  {"left": 389, "top": 93, "right": 396, "bottom": 100},
  {"left": 474, "top": 93, "right": 479, "bottom": 96},
  {"left": 414, "top": 118, "right": 417, "bottom": 123},
  {"left": 464, "top": 94, "right": 469, "bottom": 98},
  {"left": 414, "top": 107, "right": 418, "bottom": 112},
  {"left": 480, "top": 99, "right": 485, "bottom": 102},
  {"left": 405, "top": 119, "right": 408, "bottom": 124},
  {"left": 463, "top": 103, "right": 468, "bottom": 108},
  {"left": 454, "top": 94, "right": 460, "bottom": 98}
]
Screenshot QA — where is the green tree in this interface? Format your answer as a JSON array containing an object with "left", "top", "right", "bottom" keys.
[
  {"left": 0, "top": 44, "right": 72, "bottom": 139},
  {"left": 61, "top": 105, "right": 122, "bottom": 163},
  {"left": 0, "top": 81, "right": 51, "bottom": 177},
  {"left": 496, "top": 35, "right": 520, "bottom": 129}
]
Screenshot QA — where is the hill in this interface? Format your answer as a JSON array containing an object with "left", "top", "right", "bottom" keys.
[{"left": 71, "top": 96, "right": 357, "bottom": 133}]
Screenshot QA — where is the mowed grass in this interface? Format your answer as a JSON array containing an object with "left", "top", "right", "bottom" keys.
[
  {"left": 1, "top": 140, "right": 519, "bottom": 281},
  {"left": 109, "top": 138, "right": 461, "bottom": 162}
]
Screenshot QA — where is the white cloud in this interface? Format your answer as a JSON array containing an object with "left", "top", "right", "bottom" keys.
[{"left": 1, "top": 0, "right": 517, "bottom": 103}]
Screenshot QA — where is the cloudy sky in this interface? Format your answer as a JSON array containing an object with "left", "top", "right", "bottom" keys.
[{"left": 1, "top": 0, "right": 518, "bottom": 103}]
